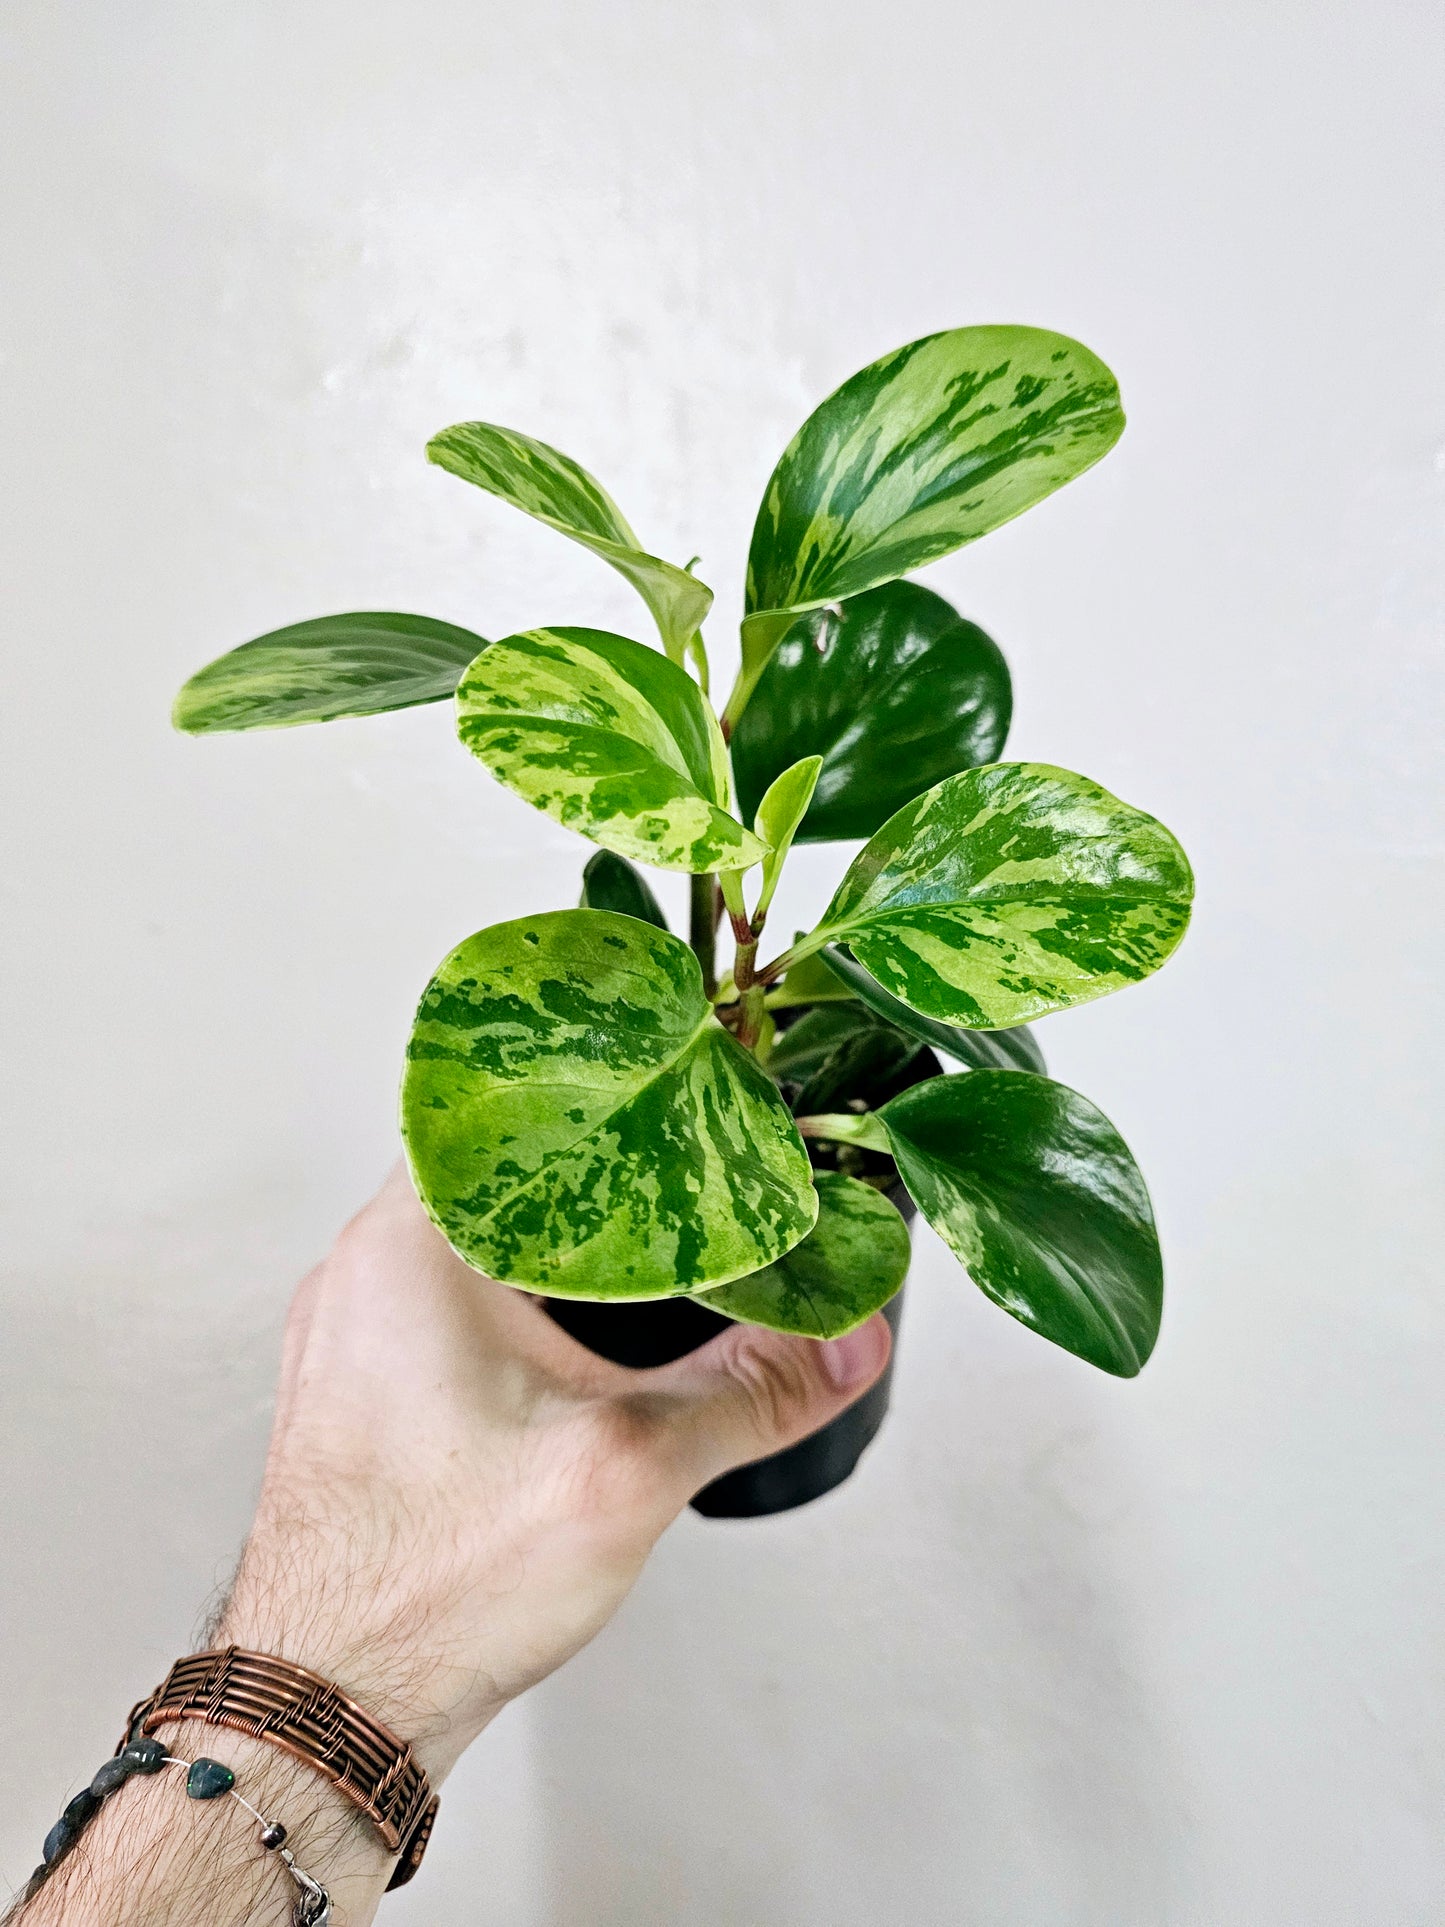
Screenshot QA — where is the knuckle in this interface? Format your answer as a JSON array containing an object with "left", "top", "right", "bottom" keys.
[{"left": 723, "top": 1332, "right": 820, "bottom": 1441}]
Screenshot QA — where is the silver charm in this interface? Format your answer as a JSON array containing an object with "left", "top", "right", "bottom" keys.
[
  {"left": 292, "top": 1881, "right": 332, "bottom": 1926},
  {"left": 280, "top": 1847, "right": 331, "bottom": 1924}
]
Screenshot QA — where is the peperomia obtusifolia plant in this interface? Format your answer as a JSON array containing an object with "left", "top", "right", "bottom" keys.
[{"left": 175, "top": 326, "right": 1193, "bottom": 1378}]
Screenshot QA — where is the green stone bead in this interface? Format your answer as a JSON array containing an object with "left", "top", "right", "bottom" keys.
[
  {"left": 186, "top": 1758, "right": 236, "bottom": 1801},
  {"left": 90, "top": 1756, "right": 134, "bottom": 1797},
  {"left": 121, "top": 1737, "right": 168, "bottom": 1775},
  {"left": 42, "top": 1817, "right": 77, "bottom": 1866},
  {"left": 61, "top": 1790, "right": 100, "bottom": 1830}
]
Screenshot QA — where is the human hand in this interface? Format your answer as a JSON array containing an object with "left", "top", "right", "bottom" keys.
[{"left": 218, "top": 1163, "right": 892, "bottom": 1782}]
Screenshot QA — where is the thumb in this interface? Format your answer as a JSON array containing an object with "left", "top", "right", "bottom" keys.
[{"left": 649, "top": 1314, "right": 893, "bottom": 1492}]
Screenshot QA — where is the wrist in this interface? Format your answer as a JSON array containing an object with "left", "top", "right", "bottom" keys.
[
  {"left": 152, "top": 1724, "right": 392, "bottom": 1912},
  {"left": 215, "top": 1523, "right": 510, "bottom": 1783},
  {"left": 18, "top": 1726, "right": 388, "bottom": 1927}
]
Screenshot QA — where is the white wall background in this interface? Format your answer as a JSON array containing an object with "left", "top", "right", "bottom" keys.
[{"left": 2, "top": 3, "right": 1441, "bottom": 1921}]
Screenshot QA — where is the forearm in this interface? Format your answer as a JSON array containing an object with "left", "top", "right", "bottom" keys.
[
  {"left": 8, "top": 1562, "right": 487, "bottom": 1927},
  {"left": 7, "top": 1169, "right": 886, "bottom": 1924},
  {"left": 9, "top": 1727, "right": 391, "bottom": 1927}
]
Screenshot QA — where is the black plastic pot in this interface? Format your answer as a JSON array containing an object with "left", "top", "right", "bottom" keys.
[
  {"left": 546, "top": 1192, "right": 912, "bottom": 1518},
  {"left": 545, "top": 1042, "right": 940, "bottom": 1518}
]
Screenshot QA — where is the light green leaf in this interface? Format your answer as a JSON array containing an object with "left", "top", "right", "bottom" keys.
[
  {"left": 764, "top": 946, "right": 858, "bottom": 1009},
  {"left": 801, "top": 764, "right": 1192, "bottom": 1028},
  {"left": 579, "top": 850, "right": 669, "bottom": 930},
  {"left": 427, "top": 420, "right": 712, "bottom": 662},
  {"left": 696, "top": 1171, "right": 910, "bottom": 1338},
  {"left": 731, "top": 581, "right": 1012, "bottom": 841},
  {"left": 173, "top": 611, "right": 488, "bottom": 733},
  {"left": 816, "top": 946, "right": 1046, "bottom": 1074},
  {"left": 402, "top": 910, "right": 817, "bottom": 1298},
  {"left": 876, "top": 1071, "right": 1162, "bottom": 1375},
  {"left": 752, "top": 754, "right": 823, "bottom": 914},
  {"left": 456, "top": 626, "right": 766, "bottom": 874},
  {"left": 731, "top": 327, "right": 1123, "bottom": 715},
  {"left": 799, "top": 1111, "right": 892, "bottom": 1154}
]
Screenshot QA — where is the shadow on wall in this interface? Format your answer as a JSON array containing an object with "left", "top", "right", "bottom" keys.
[{"left": 524, "top": 1250, "right": 1196, "bottom": 1927}]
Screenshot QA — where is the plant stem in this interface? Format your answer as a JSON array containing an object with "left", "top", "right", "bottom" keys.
[
  {"left": 689, "top": 873, "right": 719, "bottom": 996},
  {"left": 735, "top": 952, "right": 765, "bottom": 1051},
  {"left": 755, "top": 926, "right": 825, "bottom": 986},
  {"left": 685, "top": 630, "right": 710, "bottom": 694},
  {"left": 719, "top": 869, "right": 767, "bottom": 1052}
]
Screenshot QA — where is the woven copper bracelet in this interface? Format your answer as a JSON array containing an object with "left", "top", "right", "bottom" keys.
[{"left": 121, "top": 1648, "right": 439, "bottom": 1892}]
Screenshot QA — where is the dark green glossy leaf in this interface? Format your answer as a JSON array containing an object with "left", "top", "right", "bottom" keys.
[
  {"left": 173, "top": 612, "right": 487, "bottom": 733},
  {"left": 579, "top": 850, "right": 669, "bottom": 930},
  {"left": 877, "top": 1071, "right": 1162, "bottom": 1375},
  {"left": 696, "top": 1171, "right": 910, "bottom": 1338},
  {"left": 402, "top": 910, "right": 816, "bottom": 1298},
  {"left": 731, "top": 581, "right": 1011, "bottom": 840},
  {"left": 427, "top": 421, "right": 712, "bottom": 661},
  {"left": 805, "top": 764, "right": 1192, "bottom": 1027},
  {"left": 455, "top": 626, "right": 765, "bottom": 873},
  {"left": 768, "top": 1003, "right": 924, "bottom": 1114},
  {"left": 734, "top": 327, "right": 1123, "bottom": 712},
  {"left": 818, "top": 946, "right": 1045, "bottom": 1074}
]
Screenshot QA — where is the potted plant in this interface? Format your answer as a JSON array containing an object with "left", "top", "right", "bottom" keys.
[{"left": 174, "top": 325, "right": 1194, "bottom": 1517}]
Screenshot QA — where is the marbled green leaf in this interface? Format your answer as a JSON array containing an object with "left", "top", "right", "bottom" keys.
[
  {"left": 402, "top": 910, "right": 817, "bottom": 1298},
  {"left": 767, "top": 1003, "right": 924, "bottom": 1114},
  {"left": 877, "top": 1071, "right": 1161, "bottom": 1375},
  {"left": 804, "top": 764, "right": 1192, "bottom": 1028},
  {"left": 427, "top": 420, "right": 712, "bottom": 662},
  {"left": 734, "top": 326, "right": 1123, "bottom": 710},
  {"left": 456, "top": 626, "right": 766, "bottom": 873},
  {"left": 817, "top": 945, "right": 1046, "bottom": 1074},
  {"left": 173, "top": 611, "right": 487, "bottom": 733},
  {"left": 695, "top": 1171, "right": 910, "bottom": 1338},
  {"left": 579, "top": 850, "right": 669, "bottom": 930},
  {"left": 731, "top": 581, "right": 1011, "bottom": 841}
]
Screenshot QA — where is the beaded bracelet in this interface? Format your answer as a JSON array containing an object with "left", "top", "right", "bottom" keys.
[{"left": 21, "top": 1734, "right": 332, "bottom": 1925}]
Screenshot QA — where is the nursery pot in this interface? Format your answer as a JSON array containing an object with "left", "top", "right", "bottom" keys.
[{"left": 545, "top": 1046, "right": 939, "bottom": 1519}]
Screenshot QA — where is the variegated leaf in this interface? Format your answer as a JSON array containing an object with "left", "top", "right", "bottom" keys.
[
  {"left": 732, "top": 327, "right": 1122, "bottom": 716},
  {"left": 876, "top": 1071, "right": 1162, "bottom": 1375},
  {"left": 427, "top": 420, "right": 712, "bottom": 661},
  {"left": 800, "top": 764, "right": 1192, "bottom": 1028},
  {"left": 456, "top": 627, "right": 766, "bottom": 873},
  {"left": 695, "top": 1170, "right": 910, "bottom": 1338},
  {"left": 730, "top": 582, "right": 1011, "bottom": 840},
  {"left": 579, "top": 850, "right": 669, "bottom": 930},
  {"left": 402, "top": 910, "right": 817, "bottom": 1298},
  {"left": 173, "top": 611, "right": 487, "bottom": 733},
  {"left": 817, "top": 945, "right": 1045, "bottom": 1074}
]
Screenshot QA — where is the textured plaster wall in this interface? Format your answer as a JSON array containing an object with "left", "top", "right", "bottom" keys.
[{"left": 2, "top": 4, "right": 1442, "bottom": 1922}]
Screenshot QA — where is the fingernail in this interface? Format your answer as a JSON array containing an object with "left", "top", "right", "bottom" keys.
[{"left": 820, "top": 1319, "right": 887, "bottom": 1390}]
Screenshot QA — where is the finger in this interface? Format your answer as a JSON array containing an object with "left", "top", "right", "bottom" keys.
[{"left": 643, "top": 1314, "right": 892, "bottom": 1491}]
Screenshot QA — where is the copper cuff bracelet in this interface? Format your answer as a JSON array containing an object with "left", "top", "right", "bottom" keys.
[{"left": 122, "top": 1646, "right": 439, "bottom": 1891}]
